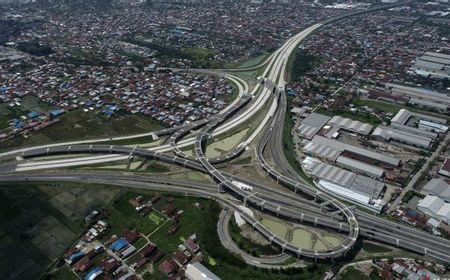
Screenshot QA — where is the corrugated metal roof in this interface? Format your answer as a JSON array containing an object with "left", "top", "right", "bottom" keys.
[
  {"left": 312, "top": 135, "right": 400, "bottom": 166},
  {"left": 303, "top": 112, "right": 331, "bottom": 127},
  {"left": 328, "top": 115, "right": 373, "bottom": 135},
  {"left": 336, "top": 156, "right": 384, "bottom": 178},
  {"left": 373, "top": 126, "right": 432, "bottom": 149},
  {"left": 391, "top": 108, "right": 411, "bottom": 125},
  {"left": 302, "top": 157, "right": 384, "bottom": 198},
  {"left": 303, "top": 141, "right": 341, "bottom": 161},
  {"left": 423, "top": 179, "right": 450, "bottom": 202},
  {"left": 297, "top": 124, "right": 320, "bottom": 140}
]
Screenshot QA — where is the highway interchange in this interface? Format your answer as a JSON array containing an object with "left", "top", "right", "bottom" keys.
[{"left": 1, "top": 0, "right": 450, "bottom": 266}]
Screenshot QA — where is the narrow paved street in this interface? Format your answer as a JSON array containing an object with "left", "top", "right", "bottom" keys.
[{"left": 388, "top": 133, "right": 450, "bottom": 213}]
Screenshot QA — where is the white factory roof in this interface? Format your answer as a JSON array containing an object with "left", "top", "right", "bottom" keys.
[
  {"left": 185, "top": 262, "right": 221, "bottom": 280},
  {"left": 372, "top": 126, "right": 432, "bottom": 149},
  {"left": 297, "top": 124, "right": 321, "bottom": 140},
  {"left": 312, "top": 135, "right": 400, "bottom": 166},
  {"left": 421, "top": 52, "right": 450, "bottom": 65},
  {"left": 297, "top": 113, "right": 331, "bottom": 139},
  {"left": 418, "top": 195, "right": 445, "bottom": 214},
  {"left": 302, "top": 156, "right": 355, "bottom": 186},
  {"left": 424, "top": 51, "right": 450, "bottom": 60},
  {"left": 302, "top": 157, "right": 384, "bottom": 199},
  {"left": 391, "top": 108, "right": 411, "bottom": 125},
  {"left": 436, "top": 204, "right": 450, "bottom": 222},
  {"left": 391, "top": 122, "right": 437, "bottom": 139},
  {"left": 423, "top": 178, "right": 450, "bottom": 202},
  {"left": 303, "top": 141, "right": 341, "bottom": 161},
  {"left": 318, "top": 180, "right": 370, "bottom": 205},
  {"left": 328, "top": 115, "right": 373, "bottom": 135},
  {"left": 303, "top": 112, "right": 331, "bottom": 127},
  {"left": 336, "top": 156, "right": 384, "bottom": 178},
  {"left": 386, "top": 83, "right": 450, "bottom": 106},
  {"left": 419, "top": 120, "right": 449, "bottom": 133},
  {"left": 418, "top": 195, "right": 450, "bottom": 223},
  {"left": 416, "top": 59, "right": 447, "bottom": 70}
]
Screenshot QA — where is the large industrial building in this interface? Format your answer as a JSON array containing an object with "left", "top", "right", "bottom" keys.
[
  {"left": 423, "top": 178, "right": 450, "bottom": 203},
  {"left": 410, "top": 51, "right": 450, "bottom": 80},
  {"left": 185, "top": 262, "right": 221, "bottom": 280},
  {"left": 306, "top": 135, "right": 400, "bottom": 167},
  {"left": 417, "top": 195, "right": 450, "bottom": 224},
  {"left": 438, "top": 158, "right": 450, "bottom": 178},
  {"left": 373, "top": 108, "right": 447, "bottom": 150},
  {"left": 302, "top": 157, "right": 385, "bottom": 212},
  {"left": 385, "top": 83, "right": 450, "bottom": 112},
  {"left": 418, "top": 120, "right": 449, "bottom": 134},
  {"left": 336, "top": 156, "right": 384, "bottom": 178},
  {"left": 296, "top": 113, "right": 330, "bottom": 140},
  {"left": 372, "top": 126, "right": 433, "bottom": 149},
  {"left": 391, "top": 109, "right": 447, "bottom": 126},
  {"left": 327, "top": 115, "right": 373, "bottom": 136}
]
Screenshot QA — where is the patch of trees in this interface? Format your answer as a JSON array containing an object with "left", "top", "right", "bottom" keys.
[
  {"left": 291, "top": 51, "right": 319, "bottom": 82},
  {"left": 17, "top": 41, "right": 53, "bottom": 56}
]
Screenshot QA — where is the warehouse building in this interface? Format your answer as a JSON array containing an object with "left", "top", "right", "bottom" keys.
[
  {"left": 303, "top": 141, "right": 341, "bottom": 161},
  {"left": 336, "top": 156, "right": 384, "bottom": 178},
  {"left": 418, "top": 120, "right": 448, "bottom": 134},
  {"left": 296, "top": 113, "right": 330, "bottom": 140},
  {"left": 327, "top": 115, "right": 373, "bottom": 136},
  {"left": 390, "top": 122, "right": 437, "bottom": 139},
  {"left": 372, "top": 126, "right": 433, "bottom": 149},
  {"left": 185, "top": 262, "right": 221, "bottom": 280},
  {"left": 439, "top": 158, "right": 450, "bottom": 178},
  {"left": 410, "top": 51, "right": 450, "bottom": 80},
  {"left": 386, "top": 83, "right": 450, "bottom": 110},
  {"left": 302, "top": 157, "right": 385, "bottom": 212},
  {"left": 311, "top": 135, "right": 400, "bottom": 166},
  {"left": 423, "top": 178, "right": 450, "bottom": 203},
  {"left": 417, "top": 195, "right": 450, "bottom": 223},
  {"left": 409, "top": 98, "right": 448, "bottom": 113},
  {"left": 391, "top": 108, "right": 447, "bottom": 126}
]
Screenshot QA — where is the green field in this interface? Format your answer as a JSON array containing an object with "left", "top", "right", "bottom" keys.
[
  {"left": 44, "top": 265, "right": 78, "bottom": 280},
  {"left": 107, "top": 192, "right": 167, "bottom": 236},
  {"left": 315, "top": 107, "right": 381, "bottom": 126},
  {"left": 0, "top": 108, "right": 163, "bottom": 151},
  {"left": 352, "top": 98, "right": 401, "bottom": 114},
  {"left": 0, "top": 182, "right": 119, "bottom": 280},
  {"left": 339, "top": 267, "right": 370, "bottom": 280},
  {"left": 0, "top": 104, "right": 25, "bottom": 130},
  {"left": 339, "top": 266, "right": 383, "bottom": 280}
]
